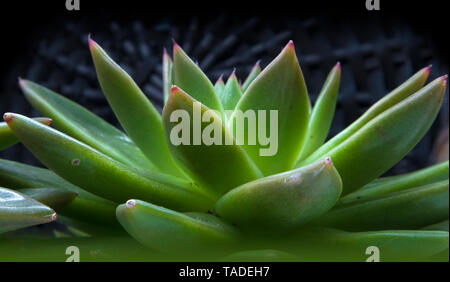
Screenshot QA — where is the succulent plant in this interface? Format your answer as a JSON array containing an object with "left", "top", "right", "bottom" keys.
[{"left": 0, "top": 37, "right": 448, "bottom": 262}]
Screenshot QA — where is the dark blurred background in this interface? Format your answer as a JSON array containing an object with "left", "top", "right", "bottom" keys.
[{"left": 0, "top": 1, "right": 448, "bottom": 176}]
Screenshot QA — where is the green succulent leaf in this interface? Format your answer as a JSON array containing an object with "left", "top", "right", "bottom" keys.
[
  {"left": 0, "top": 158, "right": 117, "bottom": 226},
  {"left": 215, "top": 157, "right": 342, "bottom": 230},
  {"left": 230, "top": 41, "right": 310, "bottom": 176},
  {"left": 340, "top": 161, "right": 449, "bottom": 204},
  {"left": 280, "top": 227, "right": 449, "bottom": 261},
  {"left": 0, "top": 187, "right": 56, "bottom": 234},
  {"left": 89, "top": 38, "right": 185, "bottom": 178},
  {"left": 0, "top": 117, "right": 51, "bottom": 151},
  {"left": 298, "top": 63, "right": 341, "bottom": 160},
  {"left": 298, "top": 76, "right": 447, "bottom": 194},
  {"left": 214, "top": 75, "right": 225, "bottom": 97},
  {"left": 219, "top": 71, "right": 243, "bottom": 119},
  {"left": 241, "top": 61, "right": 262, "bottom": 92},
  {"left": 299, "top": 66, "right": 432, "bottom": 166},
  {"left": 172, "top": 42, "right": 225, "bottom": 118},
  {"left": 19, "top": 79, "right": 157, "bottom": 172},
  {"left": 116, "top": 199, "right": 241, "bottom": 254},
  {"left": 312, "top": 180, "right": 449, "bottom": 231},
  {"left": 421, "top": 220, "right": 449, "bottom": 232},
  {"left": 4, "top": 113, "right": 214, "bottom": 212},
  {"left": 18, "top": 188, "right": 77, "bottom": 212},
  {"left": 162, "top": 49, "right": 173, "bottom": 105},
  {"left": 162, "top": 86, "right": 263, "bottom": 196}
]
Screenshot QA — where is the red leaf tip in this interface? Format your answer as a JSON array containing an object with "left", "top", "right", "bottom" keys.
[
  {"left": 324, "top": 157, "right": 333, "bottom": 166},
  {"left": 170, "top": 85, "right": 181, "bottom": 94},
  {"left": 3, "top": 113, "right": 14, "bottom": 123},
  {"left": 424, "top": 64, "right": 432, "bottom": 73}
]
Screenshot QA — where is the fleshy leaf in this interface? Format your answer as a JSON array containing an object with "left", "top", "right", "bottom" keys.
[
  {"left": 214, "top": 75, "right": 225, "bottom": 97},
  {"left": 162, "top": 49, "right": 173, "bottom": 105},
  {"left": 298, "top": 63, "right": 341, "bottom": 160},
  {"left": 0, "top": 117, "right": 51, "bottom": 151},
  {"left": 19, "top": 79, "right": 157, "bottom": 172},
  {"left": 215, "top": 157, "right": 342, "bottom": 230},
  {"left": 340, "top": 161, "right": 449, "bottom": 204},
  {"left": 89, "top": 38, "right": 185, "bottom": 178},
  {"left": 162, "top": 86, "right": 262, "bottom": 196},
  {"left": 279, "top": 227, "right": 449, "bottom": 261},
  {"left": 230, "top": 41, "right": 310, "bottom": 176},
  {"left": 299, "top": 66, "right": 432, "bottom": 166},
  {"left": 219, "top": 71, "right": 243, "bottom": 119},
  {"left": 4, "top": 113, "right": 215, "bottom": 212},
  {"left": 116, "top": 199, "right": 241, "bottom": 254},
  {"left": 172, "top": 41, "right": 224, "bottom": 118},
  {"left": 18, "top": 188, "right": 77, "bottom": 212},
  {"left": 0, "top": 158, "right": 117, "bottom": 225},
  {"left": 312, "top": 180, "right": 449, "bottom": 231},
  {"left": 297, "top": 76, "right": 447, "bottom": 194},
  {"left": 0, "top": 187, "right": 56, "bottom": 234},
  {"left": 241, "top": 61, "right": 261, "bottom": 92}
]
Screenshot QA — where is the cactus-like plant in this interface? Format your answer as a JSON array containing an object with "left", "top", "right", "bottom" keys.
[{"left": 0, "top": 37, "right": 448, "bottom": 262}]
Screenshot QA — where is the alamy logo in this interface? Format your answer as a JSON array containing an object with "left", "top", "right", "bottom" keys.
[
  {"left": 66, "top": 0, "right": 80, "bottom": 11},
  {"left": 365, "top": 0, "right": 380, "bottom": 10},
  {"left": 169, "top": 102, "right": 279, "bottom": 156},
  {"left": 65, "top": 246, "right": 80, "bottom": 262}
]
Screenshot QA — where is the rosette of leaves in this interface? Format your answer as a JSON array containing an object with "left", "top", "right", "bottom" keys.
[{"left": 0, "top": 37, "right": 448, "bottom": 262}]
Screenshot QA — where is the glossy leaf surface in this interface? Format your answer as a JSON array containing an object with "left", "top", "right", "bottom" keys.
[
  {"left": 340, "top": 161, "right": 449, "bottom": 204},
  {"left": 4, "top": 113, "right": 214, "bottom": 212},
  {"left": 116, "top": 199, "right": 240, "bottom": 254},
  {"left": 298, "top": 76, "right": 446, "bottom": 194},
  {"left": 172, "top": 42, "right": 224, "bottom": 117},
  {"left": 300, "top": 66, "right": 432, "bottom": 165},
  {"left": 0, "top": 187, "right": 56, "bottom": 234},
  {"left": 298, "top": 63, "right": 340, "bottom": 160},
  {"left": 163, "top": 86, "right": 262, "bottom": 196},
  {"left": 215, "top": 157, "right": 342, "bottom": 230},
  {"left": 312, "top": 180, "right": 449, "bottom": 231},
  {"left": 89, "top": 39, "right": 184, "bottom": 177},
  {"left": 230, "top": 41, "right": 310, "bottom": 175},
  {"left": 0, "top": 117, "right": 51, "bottom": 151},
  {"left": 19, "top": 79, "right": 156, "bottom": 172}
]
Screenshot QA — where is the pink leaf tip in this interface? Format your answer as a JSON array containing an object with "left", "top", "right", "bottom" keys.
[
  {"left": 88, "top": 34, "right": 97, "bottom": 51},
  {"left": 324, "top": 157, "right": 333, "bottom": 166},
  {"left": 216, "top": 74, "right": 224, "bottom": 84}
]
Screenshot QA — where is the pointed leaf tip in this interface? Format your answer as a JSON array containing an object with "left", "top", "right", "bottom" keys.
[
  {"left": 3, "top": 113, "right": 13, "bottom": 123},
  {"left": 88, "top": 35, "right": 97, "bottom": 50},
  {"left": 284, "top": 40, "right": 295, "bottom": 50},
  {"left": 170, "top": 85, "right": 181, "bottom": 94},
  {"left": 334, "top": 62, "right": 341, "bottom": 71}
]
